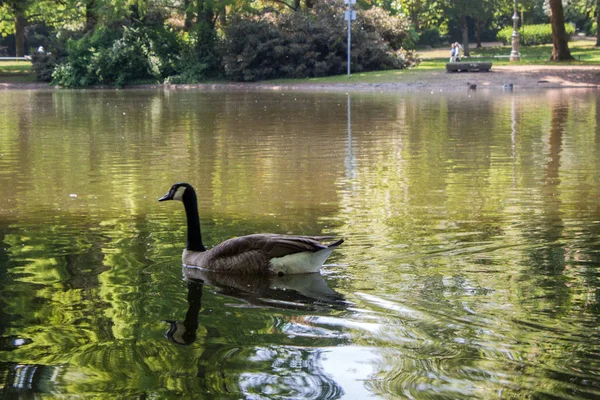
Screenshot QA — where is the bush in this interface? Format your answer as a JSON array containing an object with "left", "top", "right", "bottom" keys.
[
  {"left": 222, "top": 3, "right": 418, "bottom": 81},
  {"left": 52, "top": 25, "right": 178, "bottom": 88},
  {"left": 360, "top": 7, "right": 418, "bottom": 50},
  {"left": 31, "top": 52, "right": 57, "bottom": 82},
  {"left": 167, "top": 22, "right": 222, "bottom": 83},
  {"left": 497, "top": 23, "right": 575, "bottom": 46}
]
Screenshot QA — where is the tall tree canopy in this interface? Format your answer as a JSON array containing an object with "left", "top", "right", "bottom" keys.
[{"left": 0, "top": 0, "right": 80, "bottom": 56}]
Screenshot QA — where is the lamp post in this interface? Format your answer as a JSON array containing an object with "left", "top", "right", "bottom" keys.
[{"left": 510, "top": 0, "right": 520, "bottom": 61}]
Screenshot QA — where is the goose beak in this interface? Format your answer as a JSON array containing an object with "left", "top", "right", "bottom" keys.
[{"left": 158, "top": 192, "right": 172, "bottom": 202}]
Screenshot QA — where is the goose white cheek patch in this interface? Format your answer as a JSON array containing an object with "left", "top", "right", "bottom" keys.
[{"left": 173, "top": 186, "right": 186, "bottom": 201}]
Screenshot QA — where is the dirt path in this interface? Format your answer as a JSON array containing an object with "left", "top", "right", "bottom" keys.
[
  {"left": 402, "top": 65, "right": 600, "bottom": 91},
  {"left": 2, "top": 65, "right": 599, "bottom": 91}
]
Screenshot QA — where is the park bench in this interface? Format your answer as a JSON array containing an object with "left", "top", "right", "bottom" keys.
[
  {"left": 0, "top": 56, "right": 30, "bottom": 61},
  {"left": 446, "top": 61, "right": 492, "bottom": 72}
]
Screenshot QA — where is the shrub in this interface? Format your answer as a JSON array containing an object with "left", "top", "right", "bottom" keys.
[
  {"left": 360, "top": 7, "right": 418, "bottom": 50},
  {"left": 31, "top": 52, "right": 57, "bottom": 82},
  {"left": 52, "top": 25, "right": 178, "bottom": 88},
  {"left": 497, "top": 23, "right": 575, "bottom": 46},
  {"left": 168, "top": 22, "right": 223, "bottom": 83},
  {"left": 222, "top": 16, "right": 287, "bottom": 81},
  {"left": 222, "top": 2, "right": 418, "bottom": 81}
]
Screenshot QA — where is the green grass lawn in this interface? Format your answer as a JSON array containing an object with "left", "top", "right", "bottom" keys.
[
  {"left": 419, "top": 39, "right": 600, "bottom": 66},
  {"left": 0, "top": 60, "right": 36, "bottom": 83}
]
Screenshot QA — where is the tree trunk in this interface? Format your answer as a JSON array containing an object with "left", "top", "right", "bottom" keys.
[
  {"left": 548, "top": 0, "right": 574, "bottom": 60},
  {"left": 184, "top": 0, "right": 193, "bottom": 31},
  {"left": 475, "top": 18, "right": 482, "bottom": 48},
  {"left": 197, "top": 0, "right": 214, "bottom": 26},
  {"left": 15, "top": 11, "right": 25, "bottom": 57},
  {"left": 305, "top": 0, "right": 314, "bottom": 9},
  {"left": 461, "top": 15, "right": 470, "bottom": 57},
  {"left": 411, "top": 9, "right": 419, "bottom": 31},
  {"left": 219, "top": 5, "right": 226, "bottom": 26},
  {"left": 85, "top": 0, "right": 98, "bottom": 33},
  {"left": 596, "top": 0, "right": 600, "bottom": 47}
]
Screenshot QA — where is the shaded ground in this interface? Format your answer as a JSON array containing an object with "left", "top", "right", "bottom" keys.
[{"left": 1, "top": 65, "right": 600, "bottom": 91}]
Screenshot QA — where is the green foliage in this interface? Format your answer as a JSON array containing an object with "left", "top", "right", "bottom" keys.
[
  {"left": 497, "top": 23, "right": 576, "bottom": 46},
  {"left": 167, "top": 22, "right": 221, "bottom": 83},
  {"left": 417, "top": 27, "right": 442, "bottom": 47},
  {"left": 586, "top": 20, "right": 597, "bottom": 36},
  {"left": 222, "top": 2, "right": 418, "bottom": 82},
  {"left": 52, "top": 25, "right": 177, "bottom": 87},
  {"left": 361, "top": 6, "right": 418, "bottom": 50},
  {"left": 30, "top": 51, "right": 57, "bottom": 81}
]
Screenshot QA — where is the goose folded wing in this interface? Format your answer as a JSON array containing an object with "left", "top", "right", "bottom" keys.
[
  {"left": 208, "top": 234, "right": 329, "bottom": 260},
  {"left": 262, "top": 236, "right": 330, "bottom": 258}
]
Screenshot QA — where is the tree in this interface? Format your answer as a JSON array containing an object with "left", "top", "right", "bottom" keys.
[
  {"left": 84, "top": 0, "right": 98, "bottom": 32},
  {"left": 472, "top": 0, "right": 510, "bottom": 48},
  {"left": 398, "top": 0, "right": 431, "bottom": 28},
  {"left": 563, "top": 0, "right": 599, "bottom": 46},
  {"left": 548, "top": 0, "right": 574, "bottom": 60},
  {"left": 0, "top": 0, "right": 27, "bottom": 56},
  {"left": 444, "top": 0, "right": 472, "bottom": 56},
  {"left": 597, "top": 0, "right": 600, "bottom": 46},
  {"left": 0, "top": 0, "right": 80, "bottom": 56}
]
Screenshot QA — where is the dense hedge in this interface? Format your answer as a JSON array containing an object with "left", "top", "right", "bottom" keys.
[
  {"left": 497, "top": 24, "right": 575, "bottom": 46},
  {"left": 222, "top": 3, "right": 419, "bottom": 82},
  {"left": 51, "top": 25, "right": 179, "bottom": 88}
]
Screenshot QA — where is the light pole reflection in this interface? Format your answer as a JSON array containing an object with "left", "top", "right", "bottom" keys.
[{"left": 345, "top": 94, "right": 357, "bottom": 181}]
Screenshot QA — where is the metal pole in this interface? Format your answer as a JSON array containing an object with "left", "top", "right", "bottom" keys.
[
  {"left": 344, "top": 0, "right": 355, "bottom": 77},
  {"left": 347, "top": 4, "right": 351, "bottom": 77},
  {"left": 510, "top": 0, "right": 520, "bottom": 61}
]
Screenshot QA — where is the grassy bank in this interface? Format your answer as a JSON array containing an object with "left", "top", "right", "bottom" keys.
[
  {"left": 0, "top": 60, "right": 36, "bottom": 83},
  {"left": 418, "top": 39, "right": 600, "bottom": 69}
]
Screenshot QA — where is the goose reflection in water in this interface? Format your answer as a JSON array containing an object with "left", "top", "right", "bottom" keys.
[{"left": 165, "top": 268, "right": 346, "bottom": 346}]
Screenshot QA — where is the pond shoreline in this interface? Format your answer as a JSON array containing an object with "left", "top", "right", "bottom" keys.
[{"left": 2, "top": 65, "right": 599, "bottom": 91}]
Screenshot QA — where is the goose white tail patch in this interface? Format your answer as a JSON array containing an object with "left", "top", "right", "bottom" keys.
[
  {"left": 269, "top": 248, "right": 335, "bottom": 275},
  {"left": 173, "top": 186, "right": 187, "bottom": 201}
]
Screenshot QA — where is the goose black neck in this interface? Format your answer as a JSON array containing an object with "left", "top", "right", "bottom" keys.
[{"left": 182, "top": 189, "right": 206, "bottom": 252}]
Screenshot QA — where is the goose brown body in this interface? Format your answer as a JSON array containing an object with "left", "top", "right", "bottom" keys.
[{"left": 159, "top": 183, "right": 343, "bottom": 275}]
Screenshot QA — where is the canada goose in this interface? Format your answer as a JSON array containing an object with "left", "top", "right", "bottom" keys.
[{"left": 158, "top": 183, "right": 343, "bottom": 275}]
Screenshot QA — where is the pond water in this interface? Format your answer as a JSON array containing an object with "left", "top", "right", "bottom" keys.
[{"left": 1, "top": 88, "right": 600, "bottom": 399}]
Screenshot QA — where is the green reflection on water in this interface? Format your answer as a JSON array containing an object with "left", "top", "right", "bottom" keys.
[{"left": 1, "top": 89, "right": 600, "bottom": 399}]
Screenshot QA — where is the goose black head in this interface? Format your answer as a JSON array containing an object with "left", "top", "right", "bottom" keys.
[{"left": 158, "top": 182, "right": 195, "bottom": 202}]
